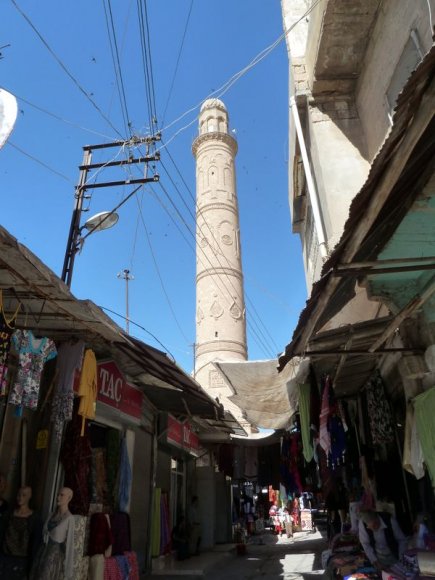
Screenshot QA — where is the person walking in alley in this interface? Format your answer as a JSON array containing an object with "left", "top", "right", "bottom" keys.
[
  {"left": 358, "top": 510, "right": 408, "bottom": 571},
  {"left": 188, "top": 496, "right": 201, "bottom": 556}
]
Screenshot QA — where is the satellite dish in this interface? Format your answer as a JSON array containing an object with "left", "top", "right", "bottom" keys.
[
  {"left": 83, "top": 211, "right": 119, "bottom": 233},
  {"left": 0, "top": 89, "right": 18, "bottom": 150}
]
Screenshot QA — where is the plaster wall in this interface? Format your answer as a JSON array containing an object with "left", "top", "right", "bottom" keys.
[
  {"left": 356, "top": 0, "right": 433, "bottom": 161},
  {"left": 307, "top": 97, "right": 370, "bottom": 251}
]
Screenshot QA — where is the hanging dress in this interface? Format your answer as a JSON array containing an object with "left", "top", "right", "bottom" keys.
[
  {"left": 10, "top": 330, "right": 57, "bottom": 410},
  {"left": 31, "top": 511, "right": 75, "bottom": 580},
  {"left": 0, "top": 290, "right": 20, "bottom": 397}
]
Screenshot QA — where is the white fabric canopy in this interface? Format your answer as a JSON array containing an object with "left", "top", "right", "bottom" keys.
[
  {"left": 0, "top": 89, "right": 18, "bottom": 149},
  {"left": 215, "top": 358, "right": 310, "bottom": 429}
]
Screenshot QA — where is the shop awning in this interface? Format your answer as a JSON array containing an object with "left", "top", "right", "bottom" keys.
[
  {"left": 279, "top": 44, "right": 435, "bottom": 373},
  {"left": 215, "top": 358, "right": 311, "bottom": 429},
  {"left": 0, "top": 225, "right": 219, "bottom": 419}
]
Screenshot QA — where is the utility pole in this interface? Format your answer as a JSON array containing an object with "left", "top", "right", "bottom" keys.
[
  {"left": 62, "top": 135, "right": 160, "bottom": 287},
  {"left": 117, "top": 269, "right": 134, "bottom": 334}
]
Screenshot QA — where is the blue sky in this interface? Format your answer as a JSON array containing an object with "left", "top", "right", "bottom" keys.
[{"left": 1, "top": 0, "right": 307, "bottom": 372}]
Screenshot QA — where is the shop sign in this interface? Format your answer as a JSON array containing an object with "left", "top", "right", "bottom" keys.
[
  {"left": 98, "top": 361, "right": 143, "bottom": 419},
  {"left": 167, "top": 415, "right": 199, "bottom": 455}
]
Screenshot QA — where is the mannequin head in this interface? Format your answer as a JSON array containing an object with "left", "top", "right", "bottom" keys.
[
  {"left": 16, "top": 486, "right": 32, "bottom": 509},
  {"left": 57, "top": 487, "right": 73, "bottom": 511}
]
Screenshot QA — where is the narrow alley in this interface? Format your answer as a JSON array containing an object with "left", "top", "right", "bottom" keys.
[{"left": 147, "top": 519, "right": 328, "bottom": 580}]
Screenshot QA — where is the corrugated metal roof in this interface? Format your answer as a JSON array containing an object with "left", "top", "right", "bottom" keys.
[
  {"left": 0, "top": 225, "right": 219, "bottom": 418},
  {"left": 279, "top": 44, "right": 435, "bottom": 371}
]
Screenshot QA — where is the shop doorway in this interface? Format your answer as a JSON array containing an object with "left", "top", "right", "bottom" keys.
[{"left": 170, "top": 457, "right": 186, "bottom": 527}]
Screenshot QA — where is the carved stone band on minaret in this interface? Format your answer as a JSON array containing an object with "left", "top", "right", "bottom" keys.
[
  {"left": 196, "top": 267, "right": 243, "bottom": 283},
  {"left": 192, "top": 131, "right": 238, "bottom": 158}
]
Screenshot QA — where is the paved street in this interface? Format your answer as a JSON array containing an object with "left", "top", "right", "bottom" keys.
[{"left": 147, "top": 527, "right": 328, "bottom": 580}]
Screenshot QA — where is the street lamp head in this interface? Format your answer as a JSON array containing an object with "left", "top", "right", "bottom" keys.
[{"left": 83, "top": 211, "right": 119, "bottom": 233}]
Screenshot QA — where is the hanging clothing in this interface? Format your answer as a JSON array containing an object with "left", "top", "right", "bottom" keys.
[
  {"left": 365, "top": 372, "right": 394, "bottom": 445},
  {"left": 109, "top": 513, "right": 131, "bottom": 556},
  {"left": 88, "top": 514, "right": 113, "bottom": 557},
  {"left": 403, "top": 402, "right": 425, "bottom": 480},
  {"left": 0, "top": 290, "right": 20, "bottom": 397},
  {"left": 244, "top": 447, "right": 258, "bottom": 479},
  {"left": 106, "top": 430, "right": 121, "bottom": 509},
  {"left": 299, "top": 383, "right": 314, "bottom": 463},
  {"left": 60, "top": 400, "right": 92, "bottom": 516},
  {"left": 414, "top": 386, "right": 435, "bottom": 486},
  {"left": 31, "top": 511, "right": 75, "bottom": 580},
  {"left": 78, "top": 349, "right": 97, "bottom": 436},
  {"left": 328, "top": 413, "right": 346, "bottom": 469},
  {"left": 319, "top": 376, "right": 332, "bottom": 456},
  {"left": 0, "top": 511, "right": 42, "bottom": 580},
  {"left": 51, "top": 341, "right": 85, "bottom": 441},
  {"left": 10, "top": 330, "right": 57, "bottom": 410},
  {"left": 118, "top": 438, "right": 132, "bottom": 512}
]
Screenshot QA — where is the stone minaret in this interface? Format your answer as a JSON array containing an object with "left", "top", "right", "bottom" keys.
[{"left": 192, "top": 98, "right": 249, "bottom": 429}]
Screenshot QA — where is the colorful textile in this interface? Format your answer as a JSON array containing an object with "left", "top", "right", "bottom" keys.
[
  {"left": 329, "top": 414, "right": 346, "bottom": 469},
  {"left": 403, "top": 402, "right": 424, "bottom": 479},
  {"left": 61, "top": 401, "right": 92, "bottom": 515},
  {"left": 124, "top": 552, "right": 139, "bottom": 580},
  {"left": 77, "top": 556, "right": 89, "bottom": 580},
  {"left": 299, "top": 383, "right": 314, "bottom": 462},
  {"left": 51, "top": 341, "right": 85, "bottom": 440},
  {"left": 118, "top": 437, "right": 132, "bottom": 512},
  {"left": 414, "top": 386, "right": 435, "bottom": 486},
  {"left": 78, "top": 349, "right": 97, "bottom": 436},
  {"left": 365, "top": 372, "right": 394, "bottom": 445},
  {"left": 114, "top": 555, "right": 129, "bottom": 577},
  {"left": 109, "top": 512, "right": 131, "bottom": 556},
  {"left": 0, "top": 290, "right": 19, "bottom": 397},
  {"left": 72, "top": 515, "right": 87, "bottom": 580},
  {"left": 10, "top": 330, "right": 56, "bottom": 409},
  {"left": 319, "top": 376, "right": 332, "bottom": 456},
  {"left": 103, "top": 557, "right": 122, "bottom": 580}
]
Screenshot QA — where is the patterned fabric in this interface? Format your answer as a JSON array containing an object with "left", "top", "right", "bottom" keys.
[
  {"left": 77, "top": 556, "right": 89, "bottom": 580},
  {"left": 30, "top": 538, "right": 64, "bottom": 580},
  {"left": 365, "top": 372, "right": 394, "bottom": 445},
  {"left": 103, "top": 557, "right": 122, "bottom": 580},
  {"left": 51, "top": 341, "right": 85, "bottom": 441},
  {"left": 3, "top": 515, "right": 30, "bottom": 557},
  {"left": 123, "top": 552, "right": 139, "bottom": 580},
  {"left": 10, "top": 330, "right": 57, "bottom": 409},
  {"left": 114, "top": 556, "right": 128, "bottom": 578},
  {"left": 72, "top": 516, "right": 87, "bottom": 580},
  {"left": 0, "top": 290, "right": 19, "bottom": 397},
  {"left": 60, "top": 401, "right": 92, "bottom": 516}
]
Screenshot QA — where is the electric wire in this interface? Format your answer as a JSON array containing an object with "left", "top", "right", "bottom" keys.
[
  {"left": 159, "top": 155, "right": 278, "bottom": 357},
  {"left": 10, "top": 0, "right": 125, "bottom": 139},
  {"left": 143, "top": 1, "right": 158, "bottom": 126},
  {"left": 102, "top": 0, "right": 132, "bottom": 137},
  {"left": 134, "top": 196, "right": 191, "bottom": 345},
  {"left": 162, "top": 150, "right": 280, "bottom": 354},
  {"left": 155, "top": 179, "right": 275, "bottom": 358},
  {"left": 161, "top": 0, "right": 194, "bottom": 127},
  {"left": 7, "top": 141, "right": 74, "bottom": 183},
  {"left": 1, "top": 89, "right": 117, "bottom": 141},
  {"left": 158, "top": 0, "right": 322, "bottom": 147},
  {"left": 136, "top": 0, "right": 158, "bottom": 138},
  {"left": 99, "top": 304, "right": 175, "bottom": 361}
]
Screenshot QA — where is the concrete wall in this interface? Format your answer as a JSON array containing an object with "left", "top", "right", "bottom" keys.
[
  {"left": 195, "top": 465, "right": 216, "bottom": 549},
  {"left": 356, "top": 0, "right": 433, "bottom": 161}
]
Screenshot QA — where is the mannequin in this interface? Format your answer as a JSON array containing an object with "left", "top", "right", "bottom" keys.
[
  {"left": 31, "top": 487, "right": 75, "bottom": 580},
  {"left": 0, "top": 486, "right": 42, "bottom": 579}
]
